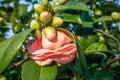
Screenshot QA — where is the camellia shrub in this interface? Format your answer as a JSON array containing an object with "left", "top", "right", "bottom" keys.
[{"left": 1, "top": 0, "right": 120, "bottom": 80}]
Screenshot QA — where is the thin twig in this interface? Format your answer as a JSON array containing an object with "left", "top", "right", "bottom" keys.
[{"left": 104, "top": 53, "right": 120, "bottom": 68}]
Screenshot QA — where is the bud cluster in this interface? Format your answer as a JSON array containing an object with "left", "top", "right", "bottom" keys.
[{"left": 29, "top": 0, "right": 63, "bottom": 40}]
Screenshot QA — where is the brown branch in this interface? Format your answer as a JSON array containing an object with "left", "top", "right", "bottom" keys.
[{"left": 104, "top": 53, "right": 120, "bottom": 69}]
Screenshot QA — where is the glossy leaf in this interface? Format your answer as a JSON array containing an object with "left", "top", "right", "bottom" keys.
[
  {"left": 54, "top": 1, "right": 89, "bottom": 12},
  {"left": 86, "top": 69, "right": 114, "bottom": 80},
  {"left": 100, "top": 3, "right": 120, "bottom": 12},
  {"left": 82, "top": 22, "right": 93, "bottom": 27},
  {"left": 85, "top": 42, "right": 107, "bottom": 54},
  {"left": 94, "top": 16, "right": 112, "bottom": 23},
  {"left": 22, "top": 60, "right": 41, "bottom": 80},
  {"left": 22, "top": 60, "right": 58, "bottom": 80},
  {"left": 77, "top": 35, "right": 97, "bottom": 49},
  {"left": 95, "top": 70, "right": 114, "bottom": 80},
  {"left": 0, "top": 29, "right": 31, "bottom": 73},
  {"left": 74, "top": 36, "right": 87, "bottom": 75},
  {"left": 56, "top": 13, "right": 82, "bottom": 24}
]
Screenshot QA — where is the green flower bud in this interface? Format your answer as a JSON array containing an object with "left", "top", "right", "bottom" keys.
[
  {"left": 94, "top": 10, "right": 102, "bottom": 16},
  {"left": 34, "top": 12, "right": 39, "bottom": 21},
  {"left": 40, "top": 11, "right": 52, "bottom": 24},
  {"left": 43, "top": 26, "right": 56, "bottom": 41},
  {"left": 34, "top": 4, "right": 45, "bottom": 14},
  {"left": 111, "top": 12, "right": 120, "bottom": 21},
  {"left": 0, "top": 75, "right": 7, "bottom": 80},
  {"left": 34, "top": 30, "right": 42, "bottom": 39},
  {"left": 0, "top": 17, "right": 3, "bottom": 22},
  {"left": 92, "top": 4, "right": 96, "bottom": 10},
  {"left": 30, "top": 20, "right": 40, "bottom": 30},
  {"left": 13, "top": 23, "right": 23, "bottom": 33},
  {"left": 52, "top": 16, "right": 63, "bottom": 27},
  {"left": 41, "top": 0, "right": 48, "bottom": 6},
  {"left": 14, "top": 26, "right": 20, "bottom": 33},
  {"left": 99, "top": 36, "right": 105, "bottom": 42}
]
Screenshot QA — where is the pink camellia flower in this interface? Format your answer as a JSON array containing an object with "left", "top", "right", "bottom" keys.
[{"left": 27, "top": 30, "right": 77, "bottom": 66}]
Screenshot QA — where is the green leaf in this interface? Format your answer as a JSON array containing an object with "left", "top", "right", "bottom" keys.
[
  {"left": 74, "top": 36, "right": 87, "bottom": 75},
  {"left": 22, "top": 60, "right": 58, "bottom": 80},
  {"left": 0, "top": 29, "right": 31, "bottom": 73},
  {"left": 18, "top": 4, "right": 27, "bottom": 17},
  {"left": 22, "top": 60, "right": 41, "bottom": 80},
  {"left": 100, "top": 3, "right": 120, "bottom": 12},
  {"left": 54, "top": 1, "right": 89, "bottom": 12},
  {"left": 94, "top": 16, "right": 112, "bottom": 23},
  {"left": 85, "top": 69, "right": 114, "bottom": 80},
  {"left": 77, "top": 35, "right": 97, "bottom": 49},
  {"left": 82, "top": 22, "right": 93, "bottom": 27},
  {"left": 0, "top": 37, "right": 4, "bottom": 42},
  {"left": 95, "top": 70, "right": 114, "bottom": 80},
  {"left": 40, "top": 65, "right": 57, "bottom": 80},
  {"left": 85, "top": 42, "right": 107, "bottom": 55},
  {"left": 56, "top": 13, "right": 82, "bottom": 24}
]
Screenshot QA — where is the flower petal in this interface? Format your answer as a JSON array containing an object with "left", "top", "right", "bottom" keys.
[
  {"left": 29, "top": 44, "right": 77, "bottom": 63},
  {"left": 54, "top": 54, "right": 75, "bottom": 64},
  {"left": 27, "top": 39, "right": 42, "bottom": 53},
  {"left": 42, "top": 31, "right": 72, "bottom": 49}
]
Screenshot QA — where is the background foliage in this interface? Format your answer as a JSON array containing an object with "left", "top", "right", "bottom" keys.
[{"left": 0, "top": 0, "right": 120, "bottom": 80}]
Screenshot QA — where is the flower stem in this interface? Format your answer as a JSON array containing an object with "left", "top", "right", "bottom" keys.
[{"left": 102, "top": 21, "right": 108, "bottom": 32}]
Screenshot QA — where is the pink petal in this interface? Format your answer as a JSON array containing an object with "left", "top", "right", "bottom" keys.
[
  {"left": 54, "top": 54, "right": 75, "bottom": 64},
  {"left": 27, "top": 39, "right": 43, "bottom": 53},
  {"left": 42, "top": 31, "right": 72, "bottom": 49},
  {"left": 35, "top": 58, "right": 53, "bottom": 66},
  {"left": 29, "top": 44, "right": 76, "bottom": 60}
]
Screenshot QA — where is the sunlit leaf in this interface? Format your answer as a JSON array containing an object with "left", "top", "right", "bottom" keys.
[
  {"left": 0, "top": 29, "right": 31, "bottom": 73},
  {"left": 56, "top": 13, "right": 82, "bottom": 24},
  {"left": 54, "top": 1, "right": 89, "bottom": 12},
  {"left": 85, "top": 42, "right": 107, "bottom": 55},
  {"left": 77, "top": 35, "right": 97, "bottom": 49},
  {"left": 22, "top": 60, "right": 58, "bottom": 80},
  {"left": 82, "top": 22, "right": 93, "bottom": 27},
  {"left": 94, "top": 16, "right": 112, "bottom": 23}
]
